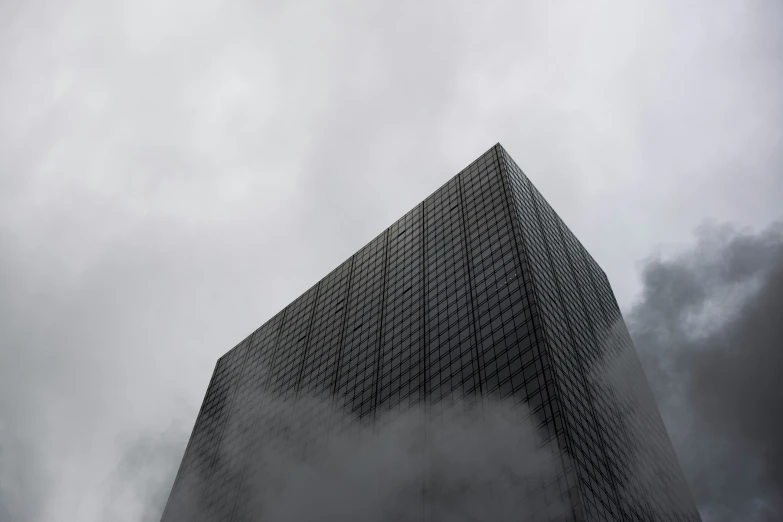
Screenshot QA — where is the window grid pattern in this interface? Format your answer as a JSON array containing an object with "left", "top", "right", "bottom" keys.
[
  {"left": 422, "top": 175, "right": 481, "bottom": 418},
  {"left": 503, "top": 152, "right": 612, "bottom": 522},
  {"left": 233, "top": 306, "right": 304, "bottom": 522},
  {"left": 195, "top": 336, "right": 254, "bottom": 522},
  {"left": 297, "top": 259, "right": 352, "bottom": 399},
  {"left": 499, "top": 145, "right": 700, "bottom": 522},
  {"left": 292, "top": 258, "right": 353, "bottom": 455},
  {"left": 162, "top": 144, "right": 700, "bottom": 522},
  {"left": 533, "top": 178, "right": 624, "bottom": 520},
  {"left": 161, "top": 359, "right": 225, "bottom": 521},
  {"left": 374, "top": 205, "right": 425, "bottom": 419},
  {"left": 219, "top": 312, "right": 286, "bottom": 522},
  {"left": 332, "top": 230, "right": 390, "bottom": 436},
  {"left": 459, "top": 150, "right": 575, "bottom": 520},
  {"left": 589, "top": 264, "right": 700, "bottom": 521}
]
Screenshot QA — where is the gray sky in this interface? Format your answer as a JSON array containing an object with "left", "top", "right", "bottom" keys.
[{"left": 0, "top": 1, "right": 781, "bottom": 521}]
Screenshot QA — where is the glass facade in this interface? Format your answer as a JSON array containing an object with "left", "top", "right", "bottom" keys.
[{"left": 161, "top": 144, "right": 701, "bottom": 522}]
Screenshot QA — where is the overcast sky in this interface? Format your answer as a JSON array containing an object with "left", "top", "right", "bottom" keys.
[{"left": 0, "top": 1, "right": 781, "bottom": 521}]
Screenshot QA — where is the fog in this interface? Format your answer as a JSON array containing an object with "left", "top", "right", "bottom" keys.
[{"left": 161, "top": 395, "right": 569, "bottom": 522}]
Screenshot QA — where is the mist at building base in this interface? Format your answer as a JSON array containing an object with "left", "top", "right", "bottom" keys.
[
  {"left": 163, "top": 395, "right": 573, "bottom": 522},
  {"left": 99, "top": 221, "right": 783, "bottom": 522}
]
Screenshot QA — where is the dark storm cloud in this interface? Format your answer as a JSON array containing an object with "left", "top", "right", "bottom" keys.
[{"left": 628, "top": 222, "right": 783, "bottom": 521}]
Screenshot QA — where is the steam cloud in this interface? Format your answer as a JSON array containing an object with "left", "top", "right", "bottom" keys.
[
  {"left": 130, "top": 221, "right": 783, "bottom": 522},
  {"left": 627, "top": 222, "right": 783, "bottom": 521},
  {"left": 164, "top": 394, "right": 571, "bottom": 522},
  {"left": 6, "top": 222, "right": 779, "bottom": 522},
  {"left": 100, "top": 424, "right": 191, "bottom": 522}
]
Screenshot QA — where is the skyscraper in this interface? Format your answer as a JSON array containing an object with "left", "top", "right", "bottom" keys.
[{"left": 161, "top": 144, "right": 701, "bottom": 522}]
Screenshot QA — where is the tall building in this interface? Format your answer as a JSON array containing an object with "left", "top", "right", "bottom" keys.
[{"left": 161, "top": 144, "right": 701, "bottom": 522}]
